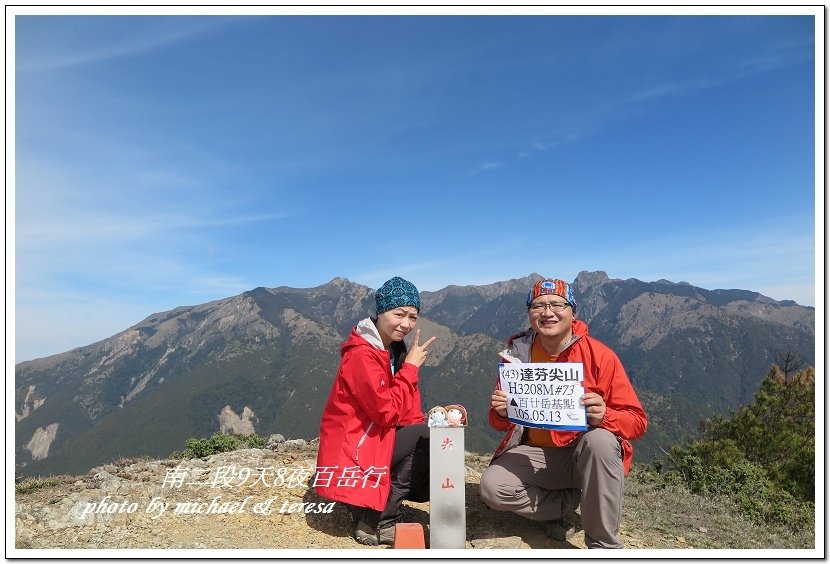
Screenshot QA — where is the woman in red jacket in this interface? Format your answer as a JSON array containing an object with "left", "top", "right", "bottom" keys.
[{"left": 315, "top": 276, "right": 436, "bottom": 546}]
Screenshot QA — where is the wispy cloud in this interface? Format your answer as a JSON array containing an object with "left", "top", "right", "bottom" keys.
[
  {"left": 17, "top": 210, "right": 285, "bottom": 250},
  {"left": 727, "top": 34, "right": 814, "bottom": 79},
  {"left": 16, "top": 17, "right": 241, "bottom": 72},
  {"left": 521, "top": 30, "right": 814, "bottom": 158}
]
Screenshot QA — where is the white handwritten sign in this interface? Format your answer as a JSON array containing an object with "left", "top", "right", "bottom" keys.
[{"left": 498, "top": 362, "right": 588, "bottom": 431}]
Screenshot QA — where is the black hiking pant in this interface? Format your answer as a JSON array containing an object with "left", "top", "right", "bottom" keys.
[
  {"left": 381, "top": 423, "right": 430, "bottom": 525},
  {"left": 352, "top": 423, "right": 430, "bottom": 529}
]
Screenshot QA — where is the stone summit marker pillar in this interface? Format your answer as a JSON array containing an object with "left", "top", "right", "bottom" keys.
[{"left": 429, "top": 425, "right": 466, "bottom": 549}]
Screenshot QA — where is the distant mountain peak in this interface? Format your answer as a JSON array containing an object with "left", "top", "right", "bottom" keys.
[
  {"left": 325, "top": 277, "right": 356, "bottom": 287},
  {"left": 575, "top": 270, "right": 610, "bottom": 286}
]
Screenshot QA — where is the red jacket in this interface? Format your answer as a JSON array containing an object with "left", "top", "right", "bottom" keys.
[
  {"left": 489, "top": 319, "right": 647, "bottom": 475},
  {"left": 315, "top": 318, "right": 425, "bottom": 511}
]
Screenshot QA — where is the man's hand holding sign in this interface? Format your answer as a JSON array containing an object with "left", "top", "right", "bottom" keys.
[{"left": 581, "top": 391, "right": 606, "bottom": 427}]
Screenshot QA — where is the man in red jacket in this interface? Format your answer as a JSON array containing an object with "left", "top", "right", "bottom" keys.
[{"left": 479, "top": 278, "right": 647, "bottom": 549}]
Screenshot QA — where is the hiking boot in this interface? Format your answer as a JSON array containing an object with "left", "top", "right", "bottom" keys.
[
  {"left": 377, "top": 522, "right": 396, "bottom": 546},
  {"left": 350, "top": 506, "right": 382, "bottom": 546},
  {"left": 544, "top": 512, "right": 582, "bottom": 541},
  {"left": 544, "top": 488, "right": 582, "bottom": 542},
  {"left": 346, "top": 504, "right": 363, "bottom": 524},
  {"left": 354, "top": 519, "right": 380, "bottom": 546}
]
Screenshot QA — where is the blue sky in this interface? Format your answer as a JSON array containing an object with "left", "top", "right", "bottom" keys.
[{"left": 11, "top": 8, "right": 821, "bottom": 362}]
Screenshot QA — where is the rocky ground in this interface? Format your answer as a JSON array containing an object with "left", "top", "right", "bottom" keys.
[{"left": 14, "top": 437, "right": 812, "bottom": 554}]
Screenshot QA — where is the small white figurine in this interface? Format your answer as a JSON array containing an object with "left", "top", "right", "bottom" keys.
[
  {"left": 428, "top": 406, "right": 449, "bottom": 427},
  {"left": 445, "top": 404, "right": 467, "bottom": 426}
]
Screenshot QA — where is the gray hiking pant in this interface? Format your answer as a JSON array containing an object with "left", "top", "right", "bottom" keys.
[{"left": 478, "top": 427, "right": 624, "bottom": 549}]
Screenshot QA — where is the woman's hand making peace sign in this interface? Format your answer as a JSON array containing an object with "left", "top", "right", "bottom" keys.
[{"left": 404, "top": 329, "right": 436, "bottom": 368}]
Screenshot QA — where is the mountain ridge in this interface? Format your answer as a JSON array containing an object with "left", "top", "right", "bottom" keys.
[{"left": 15, "top": 271, "right": 815, "bottom": 478}]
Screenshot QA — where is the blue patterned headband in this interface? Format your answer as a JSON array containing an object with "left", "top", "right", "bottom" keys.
[{"left": 376, "top": 276, "right": 421, "bottom": 314}]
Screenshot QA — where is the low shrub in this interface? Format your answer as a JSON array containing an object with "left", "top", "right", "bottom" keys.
[{"left": 170, "top": 432, "right": 267, "bottom": 459}]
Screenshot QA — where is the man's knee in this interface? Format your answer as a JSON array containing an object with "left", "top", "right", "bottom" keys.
[
  {"left": 577, "top": 428, "right": 622, "bottom": 466},
  {"left": 478, "top": 466, "right": 500, "bottom": 509},
  {"left": 478, "top": 464, "right": 515, "bottom": 510}
]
